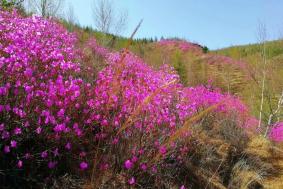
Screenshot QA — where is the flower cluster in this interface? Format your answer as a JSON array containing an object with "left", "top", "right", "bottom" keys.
[
  {"left": 92, "top": 51, "right": 182, "bottom": 133},
  {"left": 158, "top": 39, "right": 203, "bottom": 53},
  {"left": 269, "top": 122, "right": 283, "bottom": 142},
  {"left": 86, "top": 38, "right": 110, "bottom": 58},
  {"left": 0, "top": 10, "right": 266, "bottom": 186},
  {"left": 0, "top": 10, "right": 92, "bottom": 169},
  {"left": 204, "top": 54, "right": 248, "bottom": 71}
]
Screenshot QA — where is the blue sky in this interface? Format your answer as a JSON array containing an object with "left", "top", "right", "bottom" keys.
[{"left": 66, "top": 0, "right": 283, "bottom": 49}]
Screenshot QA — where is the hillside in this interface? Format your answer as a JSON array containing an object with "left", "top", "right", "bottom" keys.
[
  {"left": 121, "top": 38, "right": 283, "bottom": 123},
  {"left": 0, "top": 8, "right": 283, "bottom": 189}
]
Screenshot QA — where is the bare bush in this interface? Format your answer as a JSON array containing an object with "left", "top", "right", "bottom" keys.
[
  {"left": 27, "top": 0, "right": 64, "bottom": 18},
  {"left": 92, "top": 0, "right": 128, "bottom": 35}
]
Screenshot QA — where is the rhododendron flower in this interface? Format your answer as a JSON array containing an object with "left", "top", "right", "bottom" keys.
[
  {"left": 36, "top": 127, "right": 42, "bottom": 134},
  {"left": 159, "top": 145, "right": 167, "bottom": 155},
  {"left": 124, "top": 160, "right": 133, "bottom": 170},
  {"left": 112, "top": 137, "right": 119, "bottom": 145},
  {"left": 0, "top": 123, "right": 4, "bottom": 131},
  {"left": 2, "top": 131, "right": 10, "bottom": 139},
  {"left": 151, "top": 165, "right": 157, "bottom": 173},
  {"left": 4, "top": 146, "right": 10, "bottom": 153},
  {"left": 269, "top": 122, "right": 283, "bottom": 142},
  {"left": 24, "top": 153, "right": 31, "bottom": 159},
  {"left": 57, "top": 109, "right": 65, "bottom": 118},
  {"left": 140, "top": 163, "right": 147, "bottom": 171},
  {"left": 24, "top": 68, "right": 33, "bottom": 77},
  {"left": 10, "top": 140, "right": 17, "bottom": 148},
  {"left": 128, "top": 177, "right": 135, "bottom": 185},
  {"left": 53, "top": 148, "right": 59, "bottom": 157},
  {"left": 48, "top": 161, "right": 57, "bottom": 169},
  {"left": 41, "top": 151, "right": 48, "bottom": 158},
  {"left": 65, "top": 142, "right": 71, "bottom": 150},
  {"left": 131, "top": 156, "right": 138, "bottom": 163},
  {"left": 80, "top": 162, "right": 88, "bottom": 170},
  {"left": 14, "top": 127, "right": 22, "bottom": 135},
  {"left": 17, "top": 160, "right": 23, "bottom": 168},
  {"left": 79, "top": 151, "right": 86, "bottom": 157}
]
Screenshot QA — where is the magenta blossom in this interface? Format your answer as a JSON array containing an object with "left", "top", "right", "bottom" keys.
[
  {"left": 128, "top": 177, "right": 135, "bottom": 185},
  {"left": 48, "top": 161, "right": 57, "bottom": 169},
  {"left": 124, "top": 160, "right": 133, "bottom": 170},
  {"left": 17, "top": 160, "right": 23, "bottom": 168},
  {"left": 41, "top": 151, "right": 48, "bottom": 158},
  {"left": 10, "top": 140, "right": 17, "bottom": 148},
  {"left": 80, "top": 162, "right": 88, "bottom": 170},
  {"left": 159, "top": 145, "right": 167, "bottom": 155},
  {"left": 65, "top": 142, "right": 71, "bottom": 150},
  {"left": 4, "top": 146, "right": 10, "bottom": 153}
]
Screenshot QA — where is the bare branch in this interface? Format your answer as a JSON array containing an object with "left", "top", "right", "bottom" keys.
[
  {"left": 92, "top": 0, "right": 127, "bottom": 35},
  {"left": 265, "top": 90, "right": 283, "bottom": 136},
  {"left": 257, "top": 21, "right": 268, "bottom": 129},
  {"left": 65, "top": 2, "right": 77, "bottom": 25},
  {"left": 28, "top": 0, "right": 64, "bottom": 18}
]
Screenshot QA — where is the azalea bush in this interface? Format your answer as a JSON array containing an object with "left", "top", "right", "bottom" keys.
[
  {"left": 269, "top": 122, "right": 283, "bottom": 142},
  {"left": 0, "top": 10, "right": 96, "bottom": 185},
  {"left": 158, "top": 39, "right": 203, "bottom": 54},
  {"left": 1, "top": 9, "right": 279, "bottom": 188}
]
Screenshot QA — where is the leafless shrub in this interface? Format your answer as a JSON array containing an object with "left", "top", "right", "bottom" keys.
[
  {"left": 27, "top": 0, "right": 64, "bottom": 18},
  {"left": 92, "top": 0, "right": 128, "bottom": 35}
]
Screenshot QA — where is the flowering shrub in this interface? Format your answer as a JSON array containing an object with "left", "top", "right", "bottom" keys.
[
  {"left": 158, "top": 39, "right": 203, "bottom": 54},
  {"left": 0, "top": 9, "right": 266, "bottom": 187},
  {"left": 0, "top": 10, "right": 94, "bottom": 175},
  {"left": 269, "top": 122, "right": 283, "bottom": 142},
  {"left": 86, "top": 38, "right": 110, "bottom": 58},
  {"left": 203, "top": 54, "right": 249, "bottom": 73}
]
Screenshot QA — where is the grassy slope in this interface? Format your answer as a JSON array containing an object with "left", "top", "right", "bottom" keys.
[
  {"left": 3, "top": 10, "right": 281, "bottom": 187},
  {"left": 214, "top": 40, "right": 283, "bottom": 119},
  {"left": 129, "top": 39, "right": 283, "bottom": 123},
  {"left": 65, "top": 19, "right": 283, "bottom": 124},
  {"left": 58, "top": 18, "right": 283, "bottom": 188}
]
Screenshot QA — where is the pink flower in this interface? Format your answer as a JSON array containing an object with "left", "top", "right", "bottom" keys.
[
  {"left": 65, "top": 142, "right": 71, "bottom": 150},
  {"left": 140, "top": 163, "right": 147, "bottom": 171},
  {"left": 17, "top": 160, "right": 23, "bottom": 168},
  {"left": 57, "top": 109, "right": 65, "bottom": 118},
  {"left": 24, "top": 68, "right": 33, "bottom": 77},
  {"left": 269, "top": 122, "right": 283, "bottom": 142},
  {"left": 151, "top": 165, "right": 157, "bottom": 173},
  {"left": 124, "top": 160, "right": 133, "bottom": 170},
  {"left": 54, "top": 123, "right": 66, "bottom": 133},
  {"left": 36, "top": 127, "right": 42, "bottom": 134},
  {"left": 41, "top": 151, "right": 48, "bottom": 158},
  {"left": 14, "top": 127, "right": 22, "bottom": 135},
  {"left": 159, "top": 145, "right": 167, "bottom": 155},
  {"left": 112, "top": 137, "right": 119, "bottom": 145},
  {"left": 10, "top": 140, "right": 17, "bottom": 148},
  {"left": 48, "top": 161, "right": 57, "bottom": 169},
  {"left": 79, "top": 151, "right": 86, "bottom": 157},
  {"left": 53, "top": 148, "right": 59, "bottom": 157},
  {"left": 131, "top": 156, "right": 138, "bottom": 163},
  {"left": 0, "top": 123, "right": 4, "bottom": 131},
  {"left": 101, "top": 119, "right": 108, "bottom": 126},
  {"left": 4, "top": 145, "right": 10, "bottom": 153},
  {"left": 24, "top": 153, "right": 31, "bottom": 159},
  {"left": 80, "top": 162, "right": 88, "bottom": 170},
  {"left": 180, "top": 185, "right": 186, "bottom": 189},
  {"left": 128, "top": 177, "right": 135, "bottom": 185}
]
